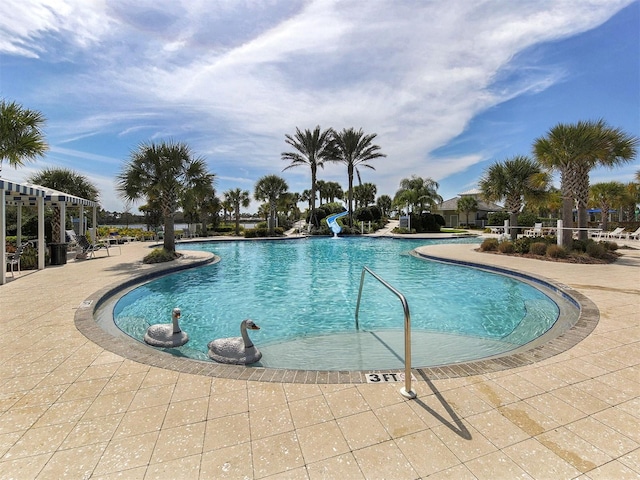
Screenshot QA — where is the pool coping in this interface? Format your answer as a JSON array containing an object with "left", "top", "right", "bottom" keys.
[{"left": 74, "top": 244, "right": 599, "bottom": 383}]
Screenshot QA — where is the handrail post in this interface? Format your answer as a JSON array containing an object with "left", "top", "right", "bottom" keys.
[{"left": 355, "top": 266, "right": 416, "bottom": 399}]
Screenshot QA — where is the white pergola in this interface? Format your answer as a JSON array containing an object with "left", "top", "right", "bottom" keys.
[{"left": 1, "top": 177, "right": 99, "bottom": 285}]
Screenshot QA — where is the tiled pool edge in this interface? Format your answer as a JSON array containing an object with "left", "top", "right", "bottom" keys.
[{"left": 74, "top": 247, "right": 599, "bottom": 383}]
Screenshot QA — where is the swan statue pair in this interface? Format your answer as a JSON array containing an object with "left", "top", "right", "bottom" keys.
[
  {"left": 144, "top": 308, "right": 190, "bottom": 347},
  {"left": 208, "top": 319, "right": 262, "bottom": 365}
]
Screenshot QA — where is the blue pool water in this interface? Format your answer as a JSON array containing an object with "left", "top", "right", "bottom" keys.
[{"left": 113, "top": 237, "right": 564, "bottom": 370}]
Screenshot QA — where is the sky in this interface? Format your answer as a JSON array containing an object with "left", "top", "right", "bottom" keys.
[{"left": 1, "top": 0, "right": 638, "bottom": 214}]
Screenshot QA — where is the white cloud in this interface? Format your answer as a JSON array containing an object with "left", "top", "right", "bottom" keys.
[{"left": 1, "top": 0, "right": 635, "bottom": 211}]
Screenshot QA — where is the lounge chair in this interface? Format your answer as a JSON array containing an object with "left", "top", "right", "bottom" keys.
[
  {"left": 603, "top": 227, "right": 625, "bottom": 239},
  {"left": 625, "top": 227, "right": 640, "bottom": 240},
  {"left": 524, "top": 223, "right": 543, "bottom": 237},
  {"left": 6, "top": 242, "right": 28, "bottom": 277},
  {"left": 76, "top": 234, "right": 115, "bottom": 258}
]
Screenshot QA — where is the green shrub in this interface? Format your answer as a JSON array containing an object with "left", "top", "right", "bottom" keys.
[
  {"left": 546, "top": 244, "right": 567, "bottom": 259},
  {"left": 143, "top": 248, "right": 178, "bottom": 264},
  {"left": 488, "top": 211, "right": 509, "bottom": 225},
  {"left": 513, "top": 237, "right": 531, "bottom": 254},
  {"left": 498, "top": 241, "right": 515, "bottom": 253},
  {"left": 530, "top": 242, "right": 547, "bottom": 256},
  {"left": 517, "top": 212, "right": 538, "bottom": 228},
  {"left": 215, "top": 225, "right": 235, "bottom": 234},
  {"left": 602, "top": 241, "right": 618, "bottom": 251},
  {"left": 571, "top": 239, "right": 587, "bottom": 253},
  {"left": 586, "top": 242, "right": 607, "bottom": 259},
  {"left": 480, "top": 238, "right": 499, "bottom": 251},
  {"left": 244, "top": 229, "right": 257, "bottom": 238}
]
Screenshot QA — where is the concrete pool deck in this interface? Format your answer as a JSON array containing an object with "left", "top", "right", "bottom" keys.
[{"left": 0, "top": 238, "right": 638, "bottom": 479}]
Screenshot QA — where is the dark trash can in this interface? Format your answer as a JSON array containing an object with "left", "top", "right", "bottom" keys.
[{"left": 50, "top": 243, "right": 68, "bottom": 265}]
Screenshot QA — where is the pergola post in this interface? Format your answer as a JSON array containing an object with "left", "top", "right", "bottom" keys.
[
  {"left": 1, "top": 189, "right": 6, "bottom": 285},
  {"left": 38, "top": 196, "right": 45, "bottom": 270}
]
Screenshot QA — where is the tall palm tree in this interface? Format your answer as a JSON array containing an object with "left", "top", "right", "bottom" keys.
[
  {"left": 331, "top": 128, "right": 386, "bottom": 226},
  {"left": 117, "top": 140, "right": 214, "bottom": 253},
  {"left": 479, "top": 156, "right": 547, "bottom": 240},
  {"left": 393, "top": 175, "right": 442, "bottom": 215},
  {"left": 224, "top": 188, "right": 251, "bottom": 236},
  {"left": 534, "top": 120, "right": 638, "bottom": 243},
  {"left": 0, "top": 99, "right": 49, "bottom": 171},
  {"left": 28, "top": 167, "right": 100, "bottom": 242},
  {"left": 589, "top": 181, "right": 626, "bottom": 231},
  {"left": 254, "top": 174, "right": 289, "bottom": 236},
  {"left": 316, "top": 180, "right": 327, "bottom": 205},
  {"left": 282, "top": 126, "right": 335, "bottom": 228}
]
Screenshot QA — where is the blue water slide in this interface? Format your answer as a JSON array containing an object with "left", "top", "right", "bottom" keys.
[{"left": 326, "top": 211, "right": 349, "bottom": 234}]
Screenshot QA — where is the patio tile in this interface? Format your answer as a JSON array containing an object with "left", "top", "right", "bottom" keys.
[
  {"left": 466, "top": 409, "right": 530, "bottom": 449},
  {"left": 503, "top": 438, "right": 581, "bottom": 479},
  {"left": 150, "top": 422, "right": 206, "bottom": 464},
  {"left": 296, "top": 420, "right": 350, "bottom": 464},
  {"left": 145, "top": 453, "right": 202, "bottom": 480},
  {"left": 161, "top": 397, "right": 209, "bottom": 429},
  {"left": 306, "top": 452, "right": 365, "bottom": 480},
  {"left": 249, "top": 403, "right": 295, "bottom": 440},
  {"left": 0, "top": 452, "right": 52, "bottom": 480},
  {"left": 112, "top": 404, "right": 168, "bottom": 439},
  {"left": 288, "top": 393, "right": 334, "bottom": 429},
  {"left": 538, "top": 426, "right": 612, "bottom": 473},
  {"left": 91, "top": 431, "right": 159, "bottom": 476},
  {"left": 352, "top": 439, "right": 418, "bottom": 480},
  {"left": 395, "top": 428, "right": 461, "bottom": 477},
  {"left": 35, "top": 441, "right": 107, "bottom": 479},
  {"left": 200, "top": 443, "right": 253, "bottom": 479},
  {"left": 203, "top": 412, "right": 250, "bottom": 451},
  {"left": 336, "top": 410, "right": 391, "bottom": 450},
  {"left": 431, "top": 422, "right": 497, "bottom": 463},
  {"left": 565, "top": 416, "right": 639, "bottom": 458},
  {"left": 465, "top": 450, "right": 533, "bottom": 479},
  {"left": 251, "top": 431, "right": 304, "bottom": 479}
]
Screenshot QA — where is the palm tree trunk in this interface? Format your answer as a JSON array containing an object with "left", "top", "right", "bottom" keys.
[
  {"left": 310, "top": 166, "right": 318, "bottom": 227},
  {"left": 348, "top": 166, "right": 354, "bottom": 227},
  {"left": 269, "top": 200, "right": 276, "bottom": 235}
]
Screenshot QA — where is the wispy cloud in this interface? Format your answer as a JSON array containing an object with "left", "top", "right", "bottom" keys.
[{"left": 1, "top": 0, "right": 635, "bottom": 211}]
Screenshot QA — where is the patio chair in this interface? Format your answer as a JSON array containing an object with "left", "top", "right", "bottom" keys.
[
  {"left": 524, "top": 223, "right": 543, "bottom": 237},
  {"left": 625, "top": 226, "right": 640, "bottom": 240},
  {"left": 76, "top": 234, "right": 111, "bottom": 258},
  {"left": 6, "top": 242, "right": 28, "bottom": 277},
  {"left": 603, "top": 227, "right": 625, "bottom": 239}
]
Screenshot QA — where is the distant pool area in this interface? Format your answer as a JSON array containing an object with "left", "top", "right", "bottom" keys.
[{"left": 108, "top": 237, "right": 579, "bottom": 371}]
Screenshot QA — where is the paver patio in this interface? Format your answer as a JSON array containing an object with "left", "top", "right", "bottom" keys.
[{"left": 0, "top": 237, "right": 638, "bottom": 479}]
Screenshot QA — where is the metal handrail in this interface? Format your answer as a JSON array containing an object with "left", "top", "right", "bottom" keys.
[{"left": 355, "top": 266, "right": 416, "bottom": 399}]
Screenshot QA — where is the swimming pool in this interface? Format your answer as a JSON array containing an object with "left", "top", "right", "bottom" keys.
[{"left": 112, "top": 237, "right": 574, "bottom": 370}]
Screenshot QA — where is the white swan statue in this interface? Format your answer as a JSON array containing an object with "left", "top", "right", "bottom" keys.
[
  {"left": 208, "top": 319, "right": 262, "bottom": 365},
  {"left": 144, "top": 308, "right": 189, "bottom": 348}
]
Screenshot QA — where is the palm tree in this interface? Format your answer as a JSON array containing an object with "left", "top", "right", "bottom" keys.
[
  {"left": 282, "top": 126, "right": 335, "bottom": 228},
  {"left": 117, "top": 140, "right": 214, "bottom": 253},
  {"left": 479, "top": 156, "right": 547, "bottom": 240},
  {"left": 28, "top": 167, "right": 100, "bottom": 243},
  {"left": 534, "top": 120, "right": 638, "bottom": 243},
  {"left": 0, "top": 99, "right": 49, "bottom": 171},
  {"left": 331, "top": 128, "right": 386, "bottom": 226},
  {"left": 324, "top": 181, "right": 344, "bottom": 203},
  {"left": 316, "top": 180, "right": 327, "bottom": 205},
  {"left": 457, "top": 196, "right": 478, "bottom": 227},
  {"left": 376, "top": 194, "right": 392, "bottom": 218},
  {"left": 590, "top": 182, "right": 626, "bottom": 231},
  {"left": 220, "top": 199, "right": 234, "bottom": 223},
  {"left": 224, "top": 188, "right": 251, "bottom": 235},
  {"left": 393, "top": 175, "right": 442, "bottom": 215},
  {"left": 254, "top": 174, "right": 289, "bottom": 236},
  {"left": 353, "top": 182, "right": 377, "bottom": 209}
]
